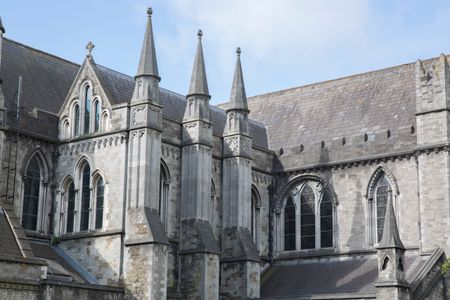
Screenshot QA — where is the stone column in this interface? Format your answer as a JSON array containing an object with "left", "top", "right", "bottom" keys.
[
  {"left": 220, "top": 48, "right": 260, "bottom": 299},
  {"left": 179, "top": 30, "right": 220, "bottom": 299},
  {"left": 123, "top": 7, "right": 169, "bottom": 299},
  {"left": 415, "top": 56, "right": 450, "bottom": 253}
]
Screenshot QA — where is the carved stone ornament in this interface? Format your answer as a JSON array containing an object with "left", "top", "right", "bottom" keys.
[{"left": 132, "top": 106, "right": 146, "bottom": 126}]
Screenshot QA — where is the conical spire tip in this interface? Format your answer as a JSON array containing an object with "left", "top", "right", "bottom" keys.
[
  {"left": 0, "top": 16, "right": 5, "bottom": 34},
  {"left": 236, "top": 47, "right": 241, "bottom": 56},
  {"left": 197, "top": 30, "right": 203, "bottom": 39}
]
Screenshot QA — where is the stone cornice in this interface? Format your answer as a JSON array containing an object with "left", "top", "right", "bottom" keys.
[
  {"left": 58, "top": 132, "right": 127, "bottom": 156},
  {"left": 276, "top": 143, "right": 450, "bottom": 176}
]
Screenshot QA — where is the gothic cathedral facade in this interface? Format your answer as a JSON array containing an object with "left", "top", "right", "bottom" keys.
[{"left": 0, "top": 8, "right": 448, "bottom": 300}]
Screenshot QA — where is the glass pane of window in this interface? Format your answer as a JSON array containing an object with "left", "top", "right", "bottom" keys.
[
  {"left": 66, "top": 182, "right": 75, "bottom": 233},
  {"left": 80, "top": 164, "right": 91, "bottom": 231},
  {"left": 284, "top": 196, "right": 296, "bottom": 251},
  {"left": 95, "top": 178, "right": 104, "bottom": 229},
  {"left": 301, "top": 185, "right": 315, "bottom": 249},
  {"left": 22, "top": 157, "right": 41, "bottom": 231},
  {"left": 320, "top": 191, "right": 333, "bottom": 248},
  {"left": 251, "top": 189, "right": 258, "bottom": 239},
  {"left": 376, "top": 176, "right": 390, "bottom": 242},
  {"left": 94, "top": 100, "right": 100, "bottom": 132},
  {"left": 73, "top": 104, "right": 80, "bottom": 136},
  {"left": 84, "top": 86, "right": 91, "bottom": 134}
]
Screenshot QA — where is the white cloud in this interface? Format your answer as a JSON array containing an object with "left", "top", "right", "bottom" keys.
[{"left": 129, "top": 0, "right": 450, "bottom": 103}]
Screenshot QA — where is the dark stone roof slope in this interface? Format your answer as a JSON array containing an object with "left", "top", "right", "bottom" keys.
[
  {"left": 260, "top": 252, "right": 427, "bottom": 299},
  {"left": 0, "top": 208, "right": 22, "bottom": 257},
  {"left": 1, "top": 38, "right": 267, "bottom": 148},
  {"left": 244, "top": 62, "right": 417, "bottom": 151},
  {"left": 29, "top": 240, "right": 86, "bottom": 283},
  {"left": 1, "top": 38, "right": 79, "bottom": 114}
]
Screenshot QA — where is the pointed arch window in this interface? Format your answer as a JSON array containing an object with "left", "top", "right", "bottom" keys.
[
  {"left": 375, "top": 175, "right": 391, "bottom": 242},
  {"left": 159, "top": 162, "right": 170, "bottom": 228},
  {"left": 95, "top": 177, "right": 104, "bottom": 229},
  {"left": 300, "top": 185, "right": 315, "bottom": 249},
  {"left": 22, "top": 156, "right": 42, "bottom": 231},
  {"left": 320, "top": 191, "right": 333, "bottom": 248},
  {"left": 94, "top": 99, "right": 101, "bottom": 133},
  {"left": 83, "top": 86, "right": 91, "bottom": 134},
  {"left": 281, "top": 180, "right": 336, "bottom": 252},
  {"left": 251, "top": 187, "right": 261, "bottom": 248},
  {"left": 66, "top": 181, "right": 76, "bottom": 233},
  {"left": 284, "top": 196, "right": 296, "bottom": 251},
  {"left": 368, "top": 169, "right": 398, "bottom": 246},
  {"left": 79, "top": 163, "right": 91, "bottom": 231},
  {"left": 73, "top": 104, "right": 80, "bottom": 137},
  {"left": 210, "top": 179, "right": 216, "bottom": 228}
]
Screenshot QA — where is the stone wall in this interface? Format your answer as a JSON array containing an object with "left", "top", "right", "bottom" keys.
[
  {"left": 274, "top": 158, "right": 420, "bottom": 255},
  {"left": 40, "top": 282, "right": 124, "bottom": 300},
  {"left": 59, "top": 234, "right": 122, "bottom": 286}
]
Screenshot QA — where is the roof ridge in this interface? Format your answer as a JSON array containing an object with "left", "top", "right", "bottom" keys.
[
  {"left": 4, "top": 38, "right": 80, "bottom": 68},
  {"left": 247, "top": 55, "right": 442, "bottom": 100}
]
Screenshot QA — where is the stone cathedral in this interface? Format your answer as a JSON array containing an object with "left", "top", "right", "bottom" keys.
[{"left": 0, "top": 7, "right": 448, "bottom": 300}]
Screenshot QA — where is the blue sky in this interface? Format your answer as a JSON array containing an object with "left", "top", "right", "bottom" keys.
[{"left": 2, "top": 0, "right": 450, "bottom": 104}]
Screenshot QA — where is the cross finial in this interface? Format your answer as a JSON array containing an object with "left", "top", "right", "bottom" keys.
[
  {"left": 197, "top": 30, "right": 203, "bottom": 39},
  {"left": 147, "top": 7, "right": 153, "bottom": 16},
  {"left": 86, "top": 41, "right": 95, "bottom": 57},
  {"left": 236, "top": 47, "right": 241, "bottom": 56}
]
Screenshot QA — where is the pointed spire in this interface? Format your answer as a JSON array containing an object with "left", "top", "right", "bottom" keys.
[
  {"left": 378, "top": 192, "right": 405, "bottom": 249},
  {"left": 136, "top": 7, "right": 159, "bottom": 80},
  {"left": 228, "top": 47, "right": 248, "bottom": 112},
  {"left": 188, "top": 30, "right": 209, "bottom": 97},
  {"left": 0, "top": 17, "right": 5, "bottom": 35}
]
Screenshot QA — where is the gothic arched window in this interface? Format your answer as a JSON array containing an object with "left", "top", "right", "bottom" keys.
[
  {"left": 210, "top": 179, "right": 216, "bottom": 227},
  {"left": 95, "top": 177, "right": 104, "bottom": 229},
  {"left": 320, "top": 191, "right": 333, "bottom": 248},
  {"left": 159, "top": 161, "right": 170, "bottom": 228},
  {"left": 79, "top": 163, "right": 91, "bottom": 231},
  {"left": 22, "top": 156, "right": 42, "bottom": 231},
  {"left": 300, "top": 185, "right": 315, "bottom": 249},
  {"left": 367, "top": 169, "right": 397, "bottom": 246},
  {"left": 73, "top": 104, "right": 80, "bottom": 137},
  {"left": 94, "top": 99, "right": 101, "bottom": 133},
  {"left": 66, "top": 181, "right": 76, "bottom": 233},
  {"left": 284, "top": 196, "right": 296, "bottom": 251},
  {"left": 251, "top": 187, "right": 261, "bottom": 248},
  {"left": 281, "top": 180, "right": 336, "bottom": 252},
  {"left": 83, "top": 85, "right": 91, "bottom": 134},
  {"left": 375, "top": 175, "right": 391, "bottom": 242}
]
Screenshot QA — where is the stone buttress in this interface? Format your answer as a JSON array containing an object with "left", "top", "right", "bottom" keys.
[
  {"left": 415, "top": 55, "right": 450, "bottom": 253},
  {"left": 179, "top": 30, "right": 221, "bottom": 299},
  {"left": 123, "top": 8, "right": 169, "bottom": 300},
  {"left": 375, "top": 190, "right": 410, "bottom": 300},
  {"left": 220, "top": 48, "right": 260, "bottom": 299}
]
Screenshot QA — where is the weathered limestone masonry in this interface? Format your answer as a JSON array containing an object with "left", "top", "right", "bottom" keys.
[
  {"left": 179, "top": 31, "right": 221, "bottom": 299},
  {"left": 415, "top": 55, "right": 450, "bottom": 253},
  {"left": 123, "top": 8, "right": 168, "bottom": 299},
  {"left": 375, "top": 190, "right": 410, "bottom": 300},
  {"left": 221, "top": 48, "right": 260, "bottom": 299}
]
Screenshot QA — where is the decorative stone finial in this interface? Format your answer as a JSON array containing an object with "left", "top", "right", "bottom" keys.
[
  {"left": 197, "top": 30, "right": 203, "bottom": 39},
  {"left": 147, "top": 7, "right": 153, "bottom": 16},
  {"left": 236, "top": 47, "right": 241, "bottom": 56},
  {"left": 86, "top": 41, "right": 95, "bottom": 57}
]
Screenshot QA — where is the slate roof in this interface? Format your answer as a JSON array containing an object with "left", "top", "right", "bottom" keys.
[
  {"left": 241, "top": 62, "right": 418, "bottom": 151},
  {"left": 260, "top": 252, "right": 428, "bottom": 299},
  {"left": 0, "top": 38, "right": 268, "bottom": 148},
  {"left": 0, "top": 207, "right": 22, "bottom": 257},
  {"left": 29, "top": 240, "right": 86, "bottom": 283}
]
